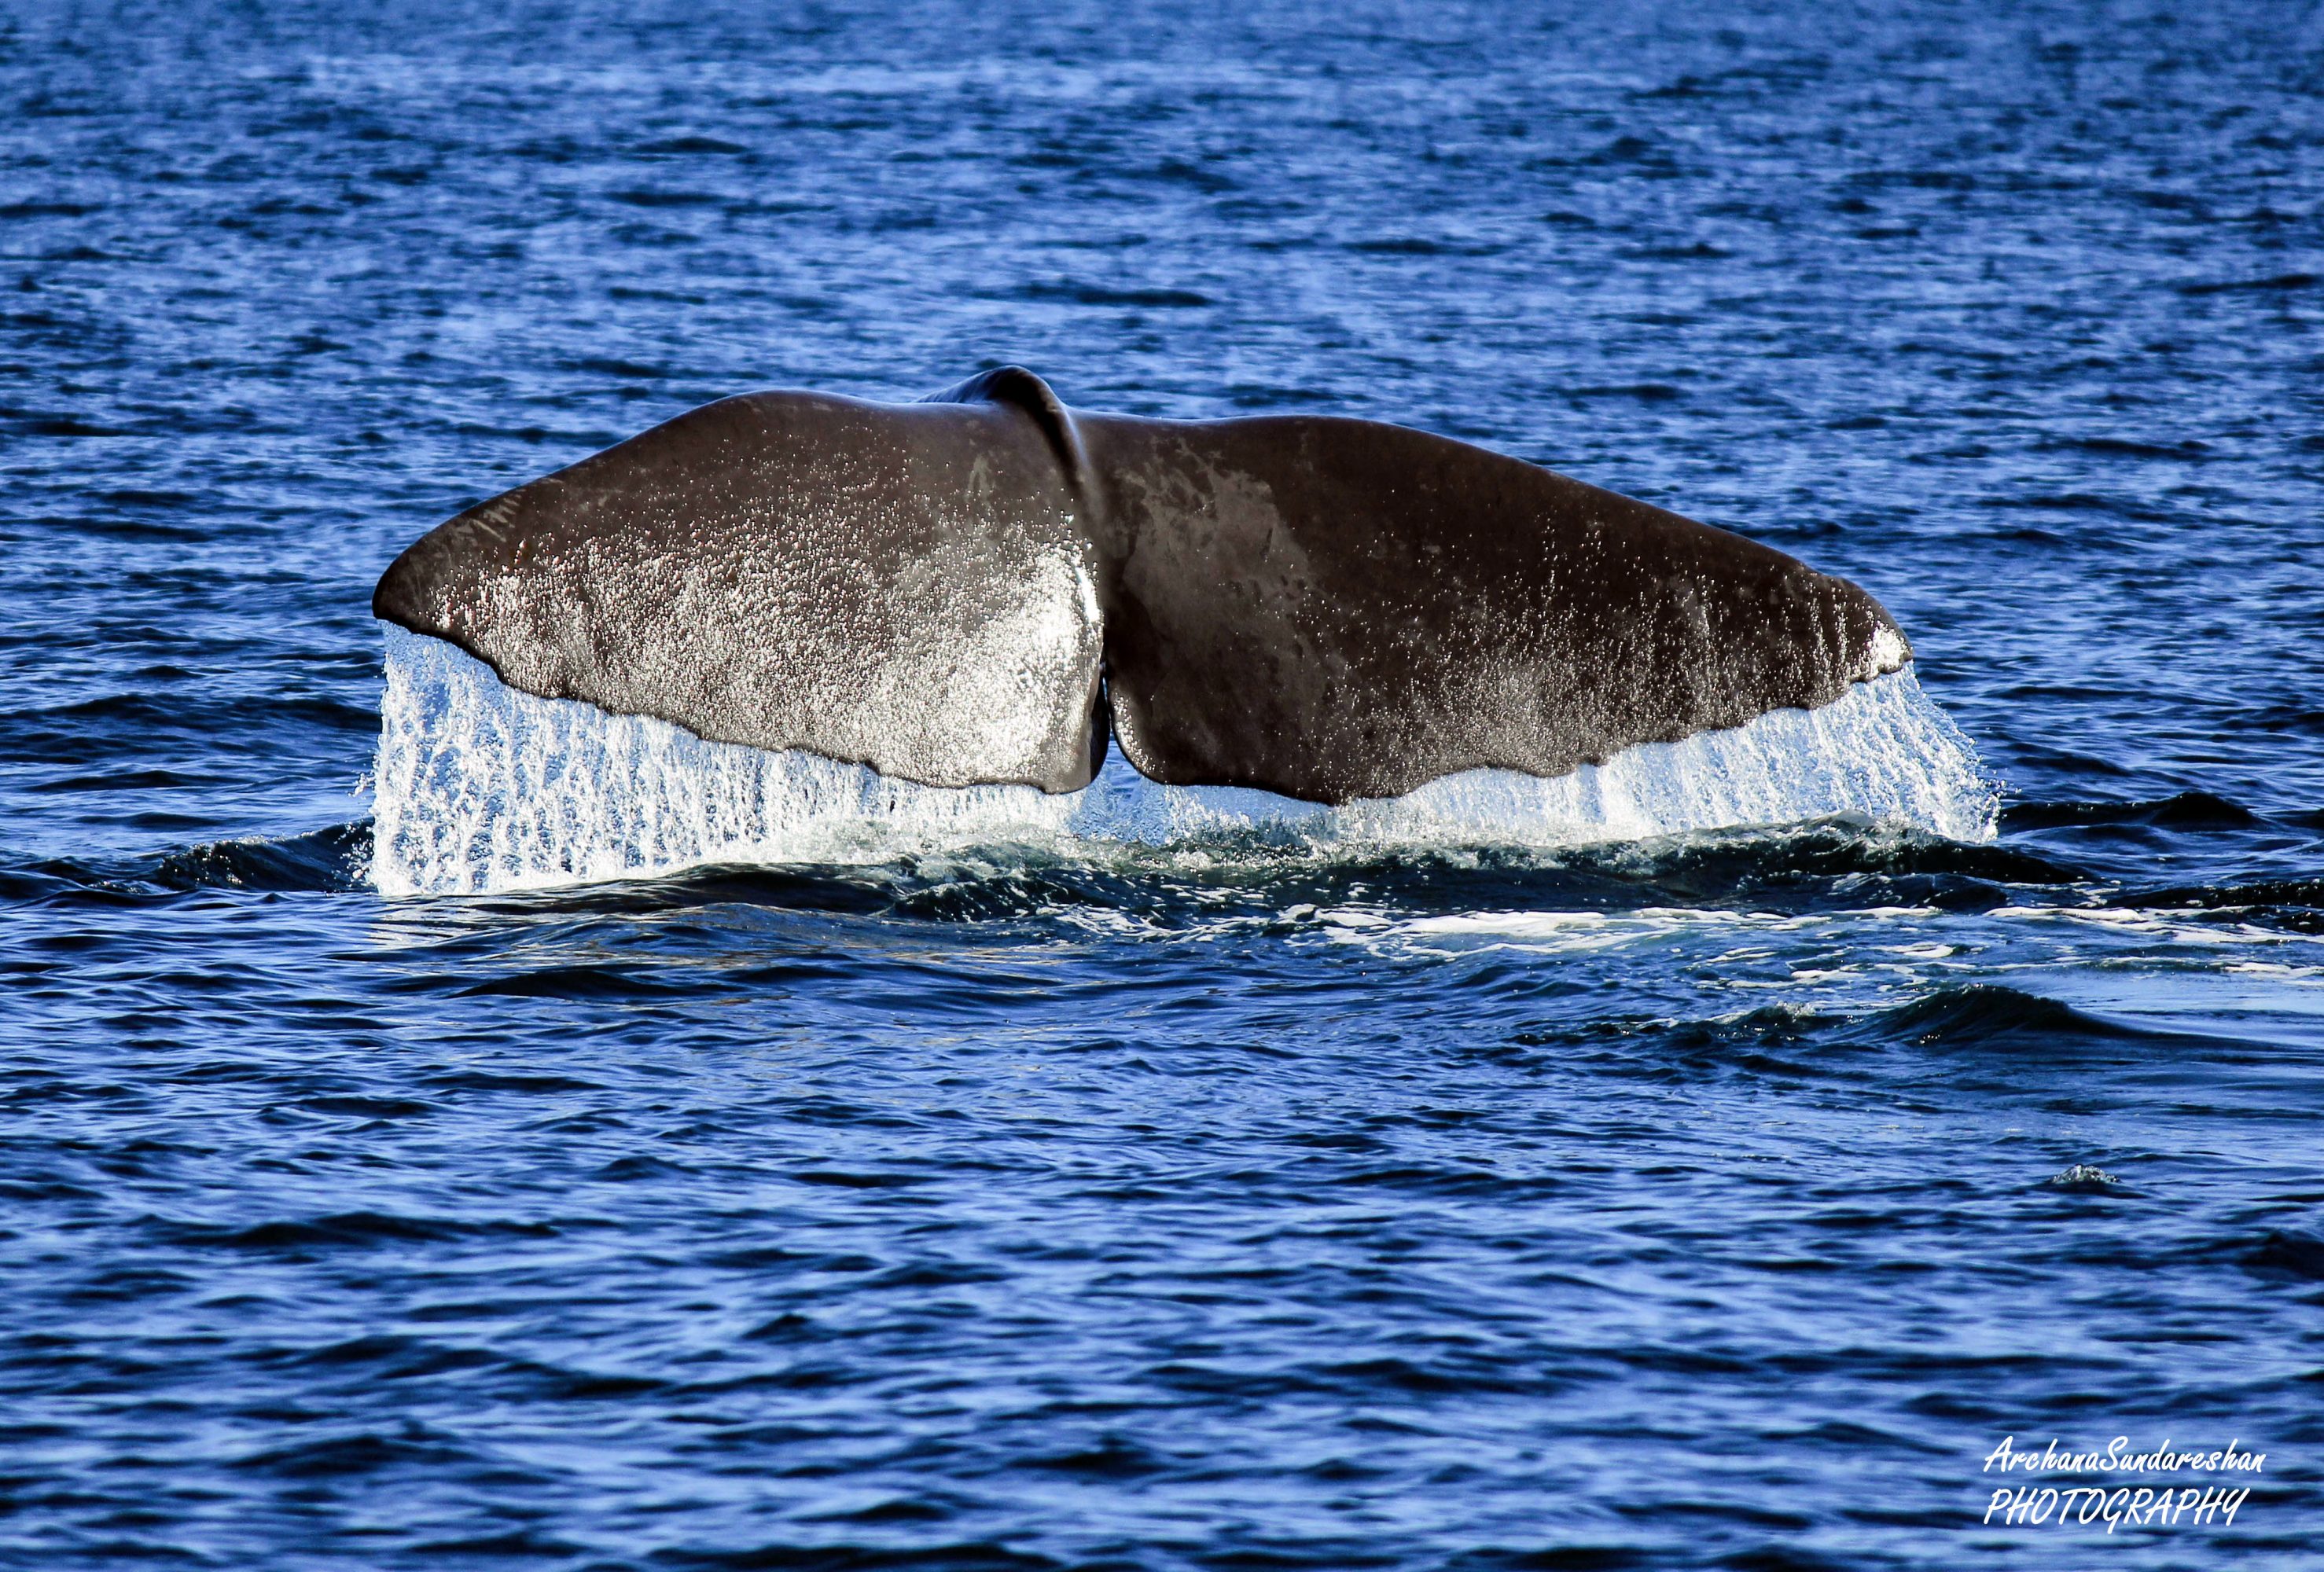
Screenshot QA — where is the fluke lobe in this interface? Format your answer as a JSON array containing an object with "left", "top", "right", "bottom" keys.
[{"left": 373, "top": 368, "right": 1910, "bottom": 803}]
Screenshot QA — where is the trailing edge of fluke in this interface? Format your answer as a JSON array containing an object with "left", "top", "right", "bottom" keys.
[{"left": 373, "top": 367, "right": 1910, "bottom": 804}]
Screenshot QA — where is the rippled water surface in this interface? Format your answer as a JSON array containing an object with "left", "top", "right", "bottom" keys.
[{"left": 5, "top": 2, "right": 2323, "bottom": 1566}]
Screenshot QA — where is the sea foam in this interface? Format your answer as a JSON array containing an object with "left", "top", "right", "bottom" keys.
[{"left": 371, "top": 627, "right": 1998, "bottom": 897}]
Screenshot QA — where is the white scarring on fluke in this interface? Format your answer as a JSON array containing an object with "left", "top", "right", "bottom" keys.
[{"left": 370, "top": 627, "right": 1998, "bottom": 898}]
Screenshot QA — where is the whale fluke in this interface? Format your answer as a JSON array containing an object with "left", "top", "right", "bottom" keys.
[{"left": 374, "top": 369, "right": 1909, "bottom": 804}]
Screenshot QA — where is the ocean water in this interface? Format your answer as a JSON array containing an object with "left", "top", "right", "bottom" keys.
[{"left": 4, "top": 2, "right": 2322, "bottom": 1566}]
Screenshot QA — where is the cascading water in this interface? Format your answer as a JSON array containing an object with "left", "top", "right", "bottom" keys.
[{"left": 370, "top": 627, "right": 1999, "bottom": 897}]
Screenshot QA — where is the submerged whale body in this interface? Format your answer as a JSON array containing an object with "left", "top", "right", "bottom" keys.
[{"left": 373, "top": 368, "right": 1910, "bottom": 805}]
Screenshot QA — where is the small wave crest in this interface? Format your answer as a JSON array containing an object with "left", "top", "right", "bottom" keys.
[
  {"left": 153, "top": 823, "right": 371, "bottom": 893},
  {"left": 372, "top": 629, "right": 1999, "bottom": 897}
]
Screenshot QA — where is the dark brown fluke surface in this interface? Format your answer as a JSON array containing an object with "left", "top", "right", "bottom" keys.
[{"left": 375, "top": 368, "right": 1909, "bottom": 803}]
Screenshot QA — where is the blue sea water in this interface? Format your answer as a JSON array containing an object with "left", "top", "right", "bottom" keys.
[{"left": 4, "top": 1, "right": 2323, "bottom": 1566}]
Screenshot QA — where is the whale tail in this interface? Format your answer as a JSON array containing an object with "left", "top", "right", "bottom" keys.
[{"left": 373, "top": 369, "right": 1908, "bottom": 805}]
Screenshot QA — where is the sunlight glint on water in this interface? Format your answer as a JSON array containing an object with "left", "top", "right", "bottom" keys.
[{"left": 371, "top": 627, "right": 1998, "bottom": 896}]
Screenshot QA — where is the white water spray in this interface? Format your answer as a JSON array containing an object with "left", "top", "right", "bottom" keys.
[{"left": 371, "top": 628, "right": 1997, "bottom": 897}]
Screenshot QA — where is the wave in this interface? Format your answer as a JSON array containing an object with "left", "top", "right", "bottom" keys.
[
  {"left": 0, "top": 823, "right": 370, "bottom": 906},
  {"left": 1849, "top": 983, "right": 2167, "bottom": 1048},
  {"left": 371, "top": 629, "right": 1999, "bottom": 897},
  {"left": 152, "top": 822, "right": 371, "bottom": 893},
  {"left": 430, "top": 821, "right": 2075, "bottom": 931},
  {"left": 2002, "top": 791, "right": 2258, "bottom": 831},
  {"left": 0, "top": 814, "right": 2046, "bottom": 919},
  {"left": 2127, "top": 876, "right": 2324, "bottom": 913}
]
